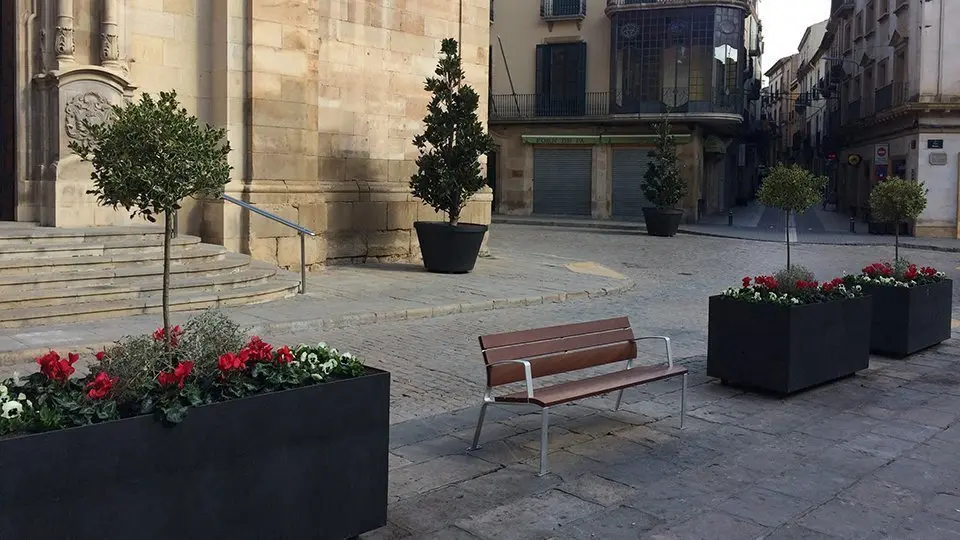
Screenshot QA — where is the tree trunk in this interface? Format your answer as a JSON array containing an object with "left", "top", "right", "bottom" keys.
[
  {"left": 785, "top": 210, "right": 791, "bottom": 270},
  {"left": 163, "top": 211, "right": 173, "bottom": 350},
  {"left": 894, "top": 223, "right": 900, "bottom": 263}
]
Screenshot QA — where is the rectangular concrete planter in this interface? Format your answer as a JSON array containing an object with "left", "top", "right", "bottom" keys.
[
  {"left": 0, "top": 368, "right": 390, "bottom": 540},
  {"left": 707, "top": 295, "right": 871, "bottom": 395},
  {"left": 863, "top": 279, "right": 953, "bottom": 358}
]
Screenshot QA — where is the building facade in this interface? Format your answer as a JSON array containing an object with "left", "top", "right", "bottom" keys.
[
  {"left": 0, "top": 0, "right": 492, "bottom": 267},
  {"left": 794, "top": 20, "right": 829, "bottom": 171},
  {"left": 763, "top": 53, "right": 799, "bottom": 164},
  {"left": 488, "top": 0, "right": 763, "bottom": 222},
  {"left": 820, "top": 0, "right": 960, "bottom": 238}
]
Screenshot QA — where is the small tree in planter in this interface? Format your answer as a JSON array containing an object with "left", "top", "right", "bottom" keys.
[
  {"left": 756, "top": 163, "right": 827, "bottom": 269},
  {"left": 641, "top": 117, "right": 687, "bottom": 237},
  {"left": 69, "top": 91, "right": 232, "bottom": 347},
  {"left": 868, "top": 176, "right": 927, "bottom": 262},
  {"left": 410, "top": 38, "right": 495, "bottom": 273}
]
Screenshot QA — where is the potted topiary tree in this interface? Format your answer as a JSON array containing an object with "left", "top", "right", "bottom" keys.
[
  {"left": 755, "top": 163, "right": 827, "bottom": 269},
  {"left": 641, "top": 116, "right": 687, "bottom": 237},
  {"left": 410, "top": 38, "right": 496, "bottom": 273},
  {"left": 707, "top": 164, "right": 871, "bottom": 395},
  {"left": 844, "top": 177, "right": 952, "bottom": 357},
  {"left": 69, "top": 91, "right": 231, "bottom": 347}
]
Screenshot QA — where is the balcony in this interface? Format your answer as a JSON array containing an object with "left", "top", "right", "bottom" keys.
[
  {"left": 541, "top": 0, "right": 586, "bottom": 21},
  {"left": 489, "top": 90, "right": 744, "bottom": 122},
  {"left": 847, "top": 99, "right": 861, "bottom": 122},
  {"left": 832, "top": 0, "right": 854, "bottom": 15},
  {"left": 605, "top": 0, "right": 753, "bottom": 15},
  {"left": 875, "top": 84, "right": 892, "bottom": 112}
]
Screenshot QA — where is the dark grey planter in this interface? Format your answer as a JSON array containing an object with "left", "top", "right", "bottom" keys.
[
  {"left": 862, "top": 279, "right": 953, "bottom": 358},
  {"left": 707, "top": 295, "right": 872, "bottom": 395},
  {"left": 642, "top": 207, "right": 683, "bottom": 237},
  {"left": 414, "top": 221, "right": 488, "bottom": 273},
  {"left": 0, "top": 368, "right": 391, "bottom": 540}
]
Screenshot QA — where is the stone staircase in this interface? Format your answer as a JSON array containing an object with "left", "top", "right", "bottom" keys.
[{"left": 0, "top": 222, "right": 300, "bottom": 328}]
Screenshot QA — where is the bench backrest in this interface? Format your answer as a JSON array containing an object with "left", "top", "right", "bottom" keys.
[{"left": 479, "top": 317, "right": 637, "bottom": 387}]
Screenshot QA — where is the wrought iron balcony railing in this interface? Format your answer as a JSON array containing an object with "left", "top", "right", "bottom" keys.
[
  {"left": 875, "top": 84, "right": 893, "bottom": 113},
  {"left": 489, "top": 89, "right": 745, "bottom": 121},
  {"left": 541, "top": 0, "right": 586, "bottom": 20}
]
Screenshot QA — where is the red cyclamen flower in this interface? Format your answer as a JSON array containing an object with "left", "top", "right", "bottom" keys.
[
  {"left": 921, "top": 266, "right": 938, "bottom": 277},
  {"left": 152, "top": 325, "right": 184, "bottom": 347},
  {"left": 85, "top": 372, "right": 118, "bottom": 400},
  {"left": 275, "top": 346, "right": 294, "bottom": 364},
  {"left": 742, "top": 277, "right": 752, "bottom": 288},
  {"left": 36, "top": 351, "right": 79, "bottom": 383},
  {"left": 217, "top": 351, "right": 250, "bottom": 373},
  {"left": 243, "top": 336, "right": 273, "bottom": 363},
  {"left": 157, "top": 361, "right": 195, "bottom": 389}
]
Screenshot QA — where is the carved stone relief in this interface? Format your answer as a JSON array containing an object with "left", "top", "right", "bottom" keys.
[
  {"left": 54, "top": 26, "right": 75, "bottom": 58},
  {"left": 63, "top": 92, "right": 114, "bottom": 148}
]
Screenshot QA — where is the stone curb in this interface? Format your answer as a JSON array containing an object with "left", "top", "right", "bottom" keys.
[
  {"left": 494, "top": 217, "right": 960, "bottom": 254},
  {"left": 0, "top": 279, "right": 637, "bottom": 369}
]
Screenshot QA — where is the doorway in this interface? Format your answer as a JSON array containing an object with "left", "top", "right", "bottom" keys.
[
  {"left": 486, "top": 150, "right": 499, "bottom": 214},
  {"left": 0, "top": 0, "right": 16, "bottom": 220}
]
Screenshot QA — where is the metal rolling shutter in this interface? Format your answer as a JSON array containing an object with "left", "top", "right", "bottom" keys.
[
  {"left": 612, "top": 148, "right": 654, "bottom": 220},
  {"left": 533, "top": 148, "right": 592, "bottom": 216}
]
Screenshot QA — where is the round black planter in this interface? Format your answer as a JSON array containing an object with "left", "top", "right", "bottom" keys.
[
  {"left": 642, "top": 207, "right": 683, "bottom": 237},
  {"left": 414, "top": 221, "right": 488, "bottom": 274}
]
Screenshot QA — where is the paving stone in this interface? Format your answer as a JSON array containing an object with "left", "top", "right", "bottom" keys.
[
  {"left": 924, "top": 493, "right": 960, "bottom": 523},
  {"left": 616, "top": 424, "right": 680, "bottom": 447},
  {"left": 875, "top": 512, "right": 960, "bottom": 539},
  {"left": 837, "top": 477, "right": 924, "bottom": 518},
  {"left": 389, "top": 452, "right": 414, "bottom": 471},
  {"left": 897, "top": 406, "right": 960, "bottom": 429},
  {"left": 597, "top": 455, "right": 685, "bottom": 490},
  {"left": 411, "top": 526, "right": 481, "bottom": 540},
  {"left": 760, "top": 524, "right": 845, "bottom": 539},
  {"left": 710, "top": 486, "right": 816, "bottom": 528},
  {"left": 565, "top": 434, "right": 653, "bottom": 466},
  {"left": 809, "top": 444, "right": 893, "bottom": 476},
  {"left": 388, "top": 485, "right": 491, "bottom": 535},
  {"left": 392, "top": 435, "right": 474, "bottom": 464},
  {"left": 839, "top": 432, "right": 919, "bottom": 460},
  {"left": 450, "top": 420, "right": 526, "bottom": 446},
  {"left": 797, "top": 499, "right": 899, "bottom": 539},
  {"left": 557, "top": 505, "right": 664, "bottom": 539},
  {"left": 868, "top": 419, "right": 942, "bottom": 443},
  {"left": 389, "top": 455, "right": 501, "bottom": 502},
  {"left": 555, "top": 412, "right": 638, "bottom": 437},
  {"left": 647, "top": 510, "right": 770, "bottom": 540},
  {"left": 799, "top": 412, "right": 882, "bottom": 442},
  {"left": 727, "top": 446, "right": 806, "bottom": 476},
  {"left": 872, "top": 457, "right": 958, "bottom": 494},
  {"left": 455, "top": 489, "right": 603, "bottom": 540},
  {"left": 359, "top": 521, "right": 411, "bottom": 540},
  {"left": 557, "top": 473, "right": 639, "bottom": 507},
  {"left": 757, "top": 463, "right": 858, "bottom": 504}
]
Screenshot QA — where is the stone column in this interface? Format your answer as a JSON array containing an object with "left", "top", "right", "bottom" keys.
[
  {"left": 55, "top": 0, "right": 75, "bottom": 64},
  {"left": 100, "top": 0, "right": 120, "bottom": 67}
]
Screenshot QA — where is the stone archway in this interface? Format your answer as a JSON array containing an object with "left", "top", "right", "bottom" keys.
[{"left": 0, "top": 0, "right": 16, "bottom": 220}]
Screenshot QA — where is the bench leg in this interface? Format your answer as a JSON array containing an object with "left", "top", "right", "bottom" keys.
[
  {"left": 469, "top": 402, "right": 489, "bottom": 451},
  {"left": 538, "top": 407, "right": 550, "bottom": 477},
  {"left": 680, "top": 373, "right": 687, "bottom": 429},
  {"left": 614, "top": 388, "right": 625, "bottom": 411}
]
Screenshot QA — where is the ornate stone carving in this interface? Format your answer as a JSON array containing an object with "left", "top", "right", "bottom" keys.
[
  {"left": 64, "top": 92, "right": 114, "bottom": 147},
  {"left": 54, "top": 26, "right": 75, "bottom": 58},
  {"left": 100, "top": 32, "right": 119, "bottom": 64}
]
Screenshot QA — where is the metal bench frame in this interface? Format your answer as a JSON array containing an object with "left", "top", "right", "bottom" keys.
[{"left": 469, "top": 329, "right": 685, "bottom": 476}]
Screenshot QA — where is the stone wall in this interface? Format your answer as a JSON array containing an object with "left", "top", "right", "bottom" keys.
[{"left": 17, "top": 0, "right": 492, "bottom": 266}]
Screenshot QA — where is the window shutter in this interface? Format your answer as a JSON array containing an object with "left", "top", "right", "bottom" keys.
[
  {"left": 535, "top": 44, "right": 548, "bottom": 96},
  {"left": 576, "top": 42, "right": 587, "bottom": 115}
]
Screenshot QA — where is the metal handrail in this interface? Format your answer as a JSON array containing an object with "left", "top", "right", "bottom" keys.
[{"left": 221, "top": 194, "right": 316, "bottom": 294}]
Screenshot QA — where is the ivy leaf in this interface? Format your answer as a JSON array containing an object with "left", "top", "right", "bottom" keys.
[{"left": 161, "top": 403, "right": 189, "bottom": 425}]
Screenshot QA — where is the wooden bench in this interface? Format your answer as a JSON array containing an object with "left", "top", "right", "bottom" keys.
[{"left": 469, "top": 317, "right": 687, "bottom": 476}]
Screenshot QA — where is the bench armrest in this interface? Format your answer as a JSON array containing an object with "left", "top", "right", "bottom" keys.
[
  {"left": 628, "top": 336, "right": 674, "bottom": 368},
  {"left": 486, "top": 359, "right": 535, "bottom": 398}
]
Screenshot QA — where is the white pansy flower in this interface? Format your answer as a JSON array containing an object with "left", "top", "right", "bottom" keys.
[
  {"left": 317, "top": 342, "right": 327, "bottom": 350},
  {"left": 16, "top": 393, "right": 26, "bottom": 402},
  {"left": 310, "top": 373, "right": 323, "bottom": 381},
  {"left": 0, "top": 384, "right": 7, "bottom": 402},
  {"left": 300, "top": 352, "right": 309, "bottom": 362},
  {"left": 791, "top": 298, "right": 800, "bottom": 304},
  {"left": 306, "top": 352, "right": 319, "bottom": 364},
  {"left": 341, "top": 352, "right": 354, "bottom": 360},
  {"left": 1, "top": 400, "right": 23, "bottom": 419},
  {"left": 753, "top": 292, "right": 761, "bottom": 300}
]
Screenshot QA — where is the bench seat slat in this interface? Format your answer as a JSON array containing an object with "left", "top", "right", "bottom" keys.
[
  {"left": 479, "top": 317, "right": 631, "bottom": 349},
  {"left": 495, "top": 364, "right": 688, "bottom": 408}
]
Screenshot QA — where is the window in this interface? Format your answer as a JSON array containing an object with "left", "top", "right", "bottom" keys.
[
  {"left": 879, "top": 0, "right": 889, "bottom": 18},
  {"left": 855, "top": 11, "right": 864, "bottom": 39},
  {"left": 535, "top": 42, "right": 587, "bottom": 116},
  {"left": 853, "top": 75, "right": 861, "bottom": 100},
  {"left": 877, "top": 58, "right": 888, "bottom": 86},
  {"left": 865, "top": 1, "right": 876, "bottom": 34}
]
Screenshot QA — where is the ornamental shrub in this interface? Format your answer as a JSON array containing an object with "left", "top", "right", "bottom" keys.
[
  {"left": 757, "top": 164, "right": 827, "bottom": 269},
  {"left": 773, "top": 265, "right": 815, "bottom": 294},
  {"left": 68, "top": 91, "right": 232, "bottom": 347},
  {"left": 410, "top": 38, "right": 495, "bottom": 226},
  {"left": 641, "top": 117, "right": 687, "bottom": 209},
  {"left": 868, "top": 177, "right": 927, "bottom": 262}
]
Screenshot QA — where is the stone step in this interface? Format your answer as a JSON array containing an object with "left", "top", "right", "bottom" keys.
[
  {"left": 0, "top": 225, "right": 166, "bottom": 246},
  {"left": 0, "top": 235, "right": 201, "bottom": 261},
  {"left": 0, "top": 263, "right": 280, "bottom": 310},
  {"left": 0, "top": 272, "right": 300, "bottom": 329},
  {"left": 0, "top": 253, "right": 252, "bottom": 293},
  {"left": 0, "top": 243, "right": 228, "bottom": 275}
]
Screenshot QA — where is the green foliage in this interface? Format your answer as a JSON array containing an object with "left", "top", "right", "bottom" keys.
[
  {"left": 68, "top": 90, "right": 232, "bottom": 223},
  {"left": 410, "top": 38, "right": 495, "bottom": 225},
  {"left": 641, "top": 118, "right": 687, "bottom": 209},
  {"left": 177, "top": 310, "right": 248, "bottom": 378},
  {"left": 757, "top": 163, "right": 827, "bottom": 214},
  {"left": 868, "top": 177, "right": 927, "bottom": 224}
]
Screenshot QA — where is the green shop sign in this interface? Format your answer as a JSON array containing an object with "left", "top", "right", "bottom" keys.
[{"left": 522, "top": 134, "right": 691, "bottom": 145}]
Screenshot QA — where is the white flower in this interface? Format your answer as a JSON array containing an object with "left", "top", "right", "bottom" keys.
[
  {"left": 16, "top": 393, "right": 26, "bottom": 402},
  {"left": 306, "top": 352, "right": 319, "bottom": 364},
  {"left": 320, "top": 359, "right": 339, "bottom": 375},
  {"left": 1, "top": 400, "right": 23, "bottom": 419},
  {"left": 329, "top": 348, "right": 339, "bottom": 356},
  {"left": 25, "top": 400, "right": 32, "bottom": 409},
  {"left": 753, "top": 292, "right": 761, "bottom": 300},
  {"left": 310, "top": 373, "right": 323, "bottom": 381},
  {"left": 791, "top": 298, "right": 800, "bottom": 304},
  {"left": 341, "top": 352, "right": 354, "bottom": 361},
  {"left": 317, "top": 342, "right": 328, "bottom": 350},
  {"left": 768, "top": 292, "right": 778, "bottom": 301},
  {"left": 854, "top": 285, "right": 862, "bottom": 292},
  {"left": 0, "top": 384, "right": 7, "bottom": 402}
]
